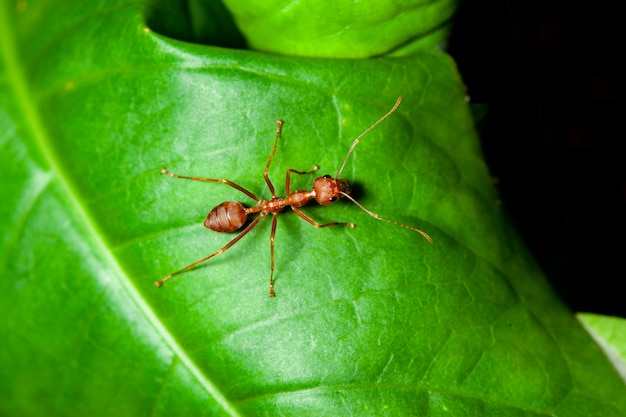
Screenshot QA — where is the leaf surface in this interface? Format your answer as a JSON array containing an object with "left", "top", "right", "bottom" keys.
[
  {"left": 221, "top": 0, "right": 459, "bottom": 57},
  {"left": 1, "top": 1, "right": 625, "bottom": 416},
  {"left": 578, "top": 314, "right": 626, "bottom": 384}
]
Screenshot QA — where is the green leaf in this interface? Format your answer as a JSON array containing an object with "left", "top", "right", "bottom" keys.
[
  {"left": 221, "top": 0, "right": 459, "bottom": 57},
  {"left": 1, "top": 1, "right": 625, "bottom": 416},
  {"left": 578, "top": 313, "right": 626, "bottom": 383}
]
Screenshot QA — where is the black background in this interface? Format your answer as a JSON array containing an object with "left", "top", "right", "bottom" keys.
[{"left": 448, "top": 0, "right": 626, "bottom": 317}]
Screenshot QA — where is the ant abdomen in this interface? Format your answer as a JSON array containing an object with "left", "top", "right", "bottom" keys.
[{"left": 204, "top": 201, "right": 247, "bottom": 232}]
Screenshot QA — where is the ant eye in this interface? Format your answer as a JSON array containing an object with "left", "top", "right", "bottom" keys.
[
  {"left": 329, "top": 197, "right": 337, "bottom": 202},
  {"left": 323, "top": 174, "right": 331, "bottom": 178}
]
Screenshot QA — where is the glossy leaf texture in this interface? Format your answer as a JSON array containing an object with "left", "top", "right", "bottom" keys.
[
  {"left": 1, "top": 1, "right": 625, "bottom": 416},
  {"left": 222, "top": 0, "right": 459, "bottom": 57},
  {"left": 578, "top": 314, "right": 626, "bottom": 383}
]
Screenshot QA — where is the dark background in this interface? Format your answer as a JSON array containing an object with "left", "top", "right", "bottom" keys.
[{"left": 448, "top": 0, "right": 626, "bottom": 317}]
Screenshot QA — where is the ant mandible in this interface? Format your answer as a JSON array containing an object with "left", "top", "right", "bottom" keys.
[{"left": 155, "top": 96, "right": 432, "bottom": 297}]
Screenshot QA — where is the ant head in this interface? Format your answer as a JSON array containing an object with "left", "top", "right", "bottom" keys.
[{"left": 313, "top": 175, "right": 351, "bottom": 205}]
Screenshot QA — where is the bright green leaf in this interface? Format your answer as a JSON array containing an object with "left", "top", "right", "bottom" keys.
[
  {"left": 221, "top": 0, "right": 459, "bottom": 57},
  {"left": 1, "top": 1, "right": 625, "bottom": 416},
  {"left": 578, "top": 313, "right": 626, "bottom": 383}
]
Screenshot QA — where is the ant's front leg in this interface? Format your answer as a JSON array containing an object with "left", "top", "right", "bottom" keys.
[{"left": 286, "top": 166, "right": 319, "bottom": 195}]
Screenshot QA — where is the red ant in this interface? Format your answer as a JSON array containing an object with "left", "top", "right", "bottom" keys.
[{"left": 155, "top": 96, "right": 432, "bottom": 297}]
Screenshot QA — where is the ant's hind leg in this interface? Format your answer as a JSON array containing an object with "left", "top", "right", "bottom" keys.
[
  {"left": 161, "top": 168, "right": 260, "bottom": 202},
  {"left": 155, "top": 214, "right": 265, "bottom": 287}
]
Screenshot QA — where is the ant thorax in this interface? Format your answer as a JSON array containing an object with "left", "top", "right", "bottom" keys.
[{"left": 313, "top": 175, "right": 351, "bottom": 205}]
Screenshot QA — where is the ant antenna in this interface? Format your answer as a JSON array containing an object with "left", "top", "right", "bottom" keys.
[
  {"left": 340, "top": 192, "right": 432, "bottom": 242},
  {"left": 335, "top": 96, "right": 403, "bottom": 179},
  {"left": 334, "top": 96, "right": 432, "bottom": 243}
]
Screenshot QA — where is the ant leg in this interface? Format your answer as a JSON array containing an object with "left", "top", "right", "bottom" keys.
[
  {"left": 269, "top": 213, "right": 278, "bottom": 297},
  {"left": 161, "top": 168, "right": 259, "bottom": 202},
  {"left": 286, "top": 166, "right": 319, "bottom": 194},
  {"left": 155, "top": 213, "right": 266, "bottom": 287},
  {"left": 292, "top": 207, "right": 355, "bottom": 229},
  {"left": 263, "top": 120, "right": 283, "bottom": 197}
]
